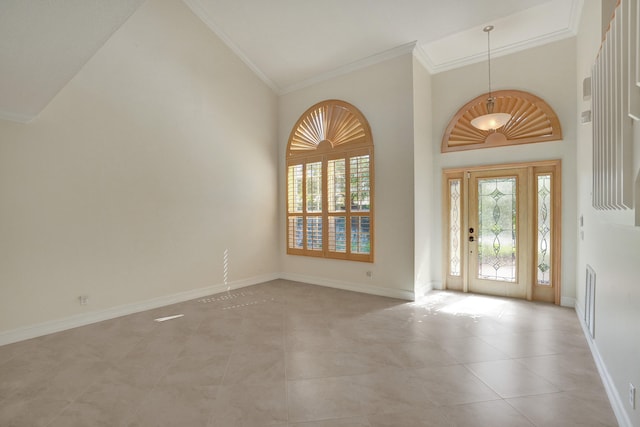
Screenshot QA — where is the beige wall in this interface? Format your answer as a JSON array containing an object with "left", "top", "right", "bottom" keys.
[
  {"left": 0, "top": 0, "right": 279, "bottom": 335},
  {"left": 278, "top": 53, "right": 416, "bottom": 299},
  {"left": 575, "top": 2, "right": 640, "bottom": 425},
  {"left": 413, "top": 57, "right": 435, "bottom": 297},
  {"left": 431, "top": 38, "right": 578, "bottom": 304}
]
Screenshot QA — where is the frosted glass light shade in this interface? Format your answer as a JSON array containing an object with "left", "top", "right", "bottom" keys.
[{"left": 470, "top": 112, "right": 512, "bottom": 131}]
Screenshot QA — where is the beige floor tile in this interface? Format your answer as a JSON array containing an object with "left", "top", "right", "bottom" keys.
[
  {"left": 436, "top": 335, "right": 510, "bottom": 364},
  {"left": 209, "top": 381, "right": 288, "bottom": 426},
  {"left": 49, "top": 369, "right": 151, "bottom": 426},
  {"left": 126, "top": 384, "right": 218, "bottom": 427},
  {"left": 352, "top": 368, "right": 437, "bottom": 415},
  {"left": 286, "top": 344, "right": 402, "bottom": 380},
  {"left": 0, "top": 391, "right": 71, "bottom": 427},
  {"left": 0, "top": 338, "right": 40, "bottom": 366},
  {"left": 290, "top": 417, "right": 371, "bottom": 427},
  {"left": 386, "top": 339, "right": 458, "bottom": 368},
  {"left": 366, "top": 406, "right": 450, "bottom": 427},
  {"left": 413, "top": 364, "right": 501, "bottom": 406},
  {"left": 0, "top": 346, "right": 60, "bottom": 399},
  {"left": 477, "top": 332, "right": 564, "bottom": 358},
  {"left": 441, "top": 399, "right": 535, "bottom": 426},
  {"left": 233, "top": 328, "right": 284, "bottom": 351},
  {"left": 285, "top": 327, "right": 362, "bottom": 353},
  {"left": 288, "top": 376, "right": 363, "bottom": 423},
  {"left": 514, "top": 351, "right": 605, "bottom": 391},
  {"left": 506, "top": 389, "right": 618, "bottom": 426},
  {"left": 160, "top": 352, "right": 230, "bottom": 386},
  {"left": 466, "top": 359, "right": 560, "bottom": 398},
  {"left": 223, "top": 347, "right": 285, "bottom": 385},
  {"left": 285, "top": 312, "right": 336, "bottom": 331},
  {"left": 180, "top": 330, "right": 235, "bottom": 357}
]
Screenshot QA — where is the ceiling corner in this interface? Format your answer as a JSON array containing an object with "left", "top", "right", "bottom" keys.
[
  {"left": 568, "top": 0, "right": 585, "bottom": 35},
  {"left": 182, "top": 0, "right": 281, "bottom": 94},
  {"left": 413, "top": 44, "right": 436, "bottom": 75}
]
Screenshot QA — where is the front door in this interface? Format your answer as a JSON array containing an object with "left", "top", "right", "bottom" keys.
[
  {"left": 468, "top": 168, "right": 528, "bottom": 299},
  {"left": 443, "top": 161, "right": 561, "bottom": 303}
]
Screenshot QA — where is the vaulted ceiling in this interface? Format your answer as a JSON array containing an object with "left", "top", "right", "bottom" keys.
[{"left": 0, "top": 0, "right": 582, "bottom": 123}]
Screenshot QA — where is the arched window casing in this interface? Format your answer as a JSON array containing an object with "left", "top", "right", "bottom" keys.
[
  {"left": 441, "top": 90, "right": 562, "bottom": 153},
  {"left": 286, "top": 100, "right": 374, "bottom": 262}
]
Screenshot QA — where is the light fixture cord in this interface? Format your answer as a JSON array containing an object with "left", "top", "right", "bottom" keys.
[{"left": 486, "top": 27, "right": 492, "bottom": 99}]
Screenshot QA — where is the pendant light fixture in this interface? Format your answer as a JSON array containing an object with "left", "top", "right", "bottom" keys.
[{"left": 470, "top": 25, "right": 511, "bottom": 131}]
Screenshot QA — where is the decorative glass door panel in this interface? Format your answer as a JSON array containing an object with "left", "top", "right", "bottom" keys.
[
  {"left": 476, "top": 177, "right": 517, "bottom": 282},
  {"left": 468, "top": 169, "right": 528, "bottom": 299}
]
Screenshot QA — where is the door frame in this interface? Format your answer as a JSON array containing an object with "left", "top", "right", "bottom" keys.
[{"left": 441, "top": 160, "right": 562, "bottom": 304}]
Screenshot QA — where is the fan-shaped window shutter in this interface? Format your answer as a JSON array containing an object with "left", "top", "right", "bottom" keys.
[
  {"left": 441, "top": 90, "right": 562, "bottom": 153},
  {"left": 286, "top": 100, "right": 374, "bottom": 262}
]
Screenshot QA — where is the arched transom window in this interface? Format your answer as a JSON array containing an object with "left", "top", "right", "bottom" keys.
[{"left": 286, "top": 99, "right": 374, "bottom": 262}]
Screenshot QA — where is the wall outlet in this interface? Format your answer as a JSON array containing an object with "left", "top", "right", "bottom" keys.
[
  {"left": 78, "top": 295, "right": 89, "bottom": 305},
  {"left": 630, "top": 383, "right": 636, "bottom": 409}
]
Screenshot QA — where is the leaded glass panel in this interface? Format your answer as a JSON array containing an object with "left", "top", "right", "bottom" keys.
[
  {"left": 477, "top": 177, "right": 517, "bottom": 282},
  {"left": 537, "top": 174, "right": 552, "bottom": 285},
  {"left": 449, "top": 179, "right": 461, "bottom": 276}
]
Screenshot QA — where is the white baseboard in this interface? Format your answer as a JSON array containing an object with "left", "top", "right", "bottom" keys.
[
  {"left": 413, "top": 280, "right": 442, "bottom": 298},
  {"left": 574, "top": 305, "right": 632, "bottom": 427},
  {"left": 0, "top": 273, "right": 279, "bottom": 347},
  {"left": 279, "top": 272, "right": 415, "bottom": 301},
  {"left": 561, "top": 296, "right": 576, "bottom": 307},
  {"left": 0, "top": 272, "right": 414, "bottom": 346},
  {"left": 429, "top": 280, "right": 443, "bottom": 291}
]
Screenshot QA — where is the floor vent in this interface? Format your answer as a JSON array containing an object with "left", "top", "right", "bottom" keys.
[
  {"left": 585, "top": 265, "right": 596, "bottom": 338},
  {"left": 198, "top": 290, "right": 254, "bottom": 304}
]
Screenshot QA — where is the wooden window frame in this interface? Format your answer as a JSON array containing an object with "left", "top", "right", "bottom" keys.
[{"left": 286, "top": 100, "right": 374, "bottom": 262}]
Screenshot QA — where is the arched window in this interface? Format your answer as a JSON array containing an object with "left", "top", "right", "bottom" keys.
[
  {"left": 441, "top": 90, "right": 562, "bottom": 153},
  {"left": 286, "top": 100, "right": 374, "bottom": 262}
]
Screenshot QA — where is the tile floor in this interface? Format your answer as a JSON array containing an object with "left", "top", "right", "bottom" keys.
[{"left": 0, "top": 280, "right": 618, "bottom": 426}]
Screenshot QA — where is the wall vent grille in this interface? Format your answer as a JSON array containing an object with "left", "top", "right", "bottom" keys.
[{"left": 585, "top": 265, "right": 596, "bottom": 338}]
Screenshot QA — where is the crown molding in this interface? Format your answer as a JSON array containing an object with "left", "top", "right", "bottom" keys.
[
  {"left": 568, "top": 0, "right": 585, "bottom": 36},
  {"left": 429, "top": 27, "right": 578, "bottom": 74},
  {"left": 280, "top": 42, "right": 417, "bottom": 95},
  {"left": 422, "top": 0, "right": 584, "bottom": 75},
  {"left": 185, "top": 0, "right": 584, "bottom": 91},
  {"left": 412, "top": 43, "right": 435, "bottom": 73},
  {"left": 183, "top": 0, "right": 280, "bottom": 94}
]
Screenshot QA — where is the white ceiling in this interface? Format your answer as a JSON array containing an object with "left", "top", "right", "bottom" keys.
[
  {"left": 0, "top": 0, "right": 582, "bottom": 123},
  {"left": 0, "top": 0, "right": 145, "bottom": 122}
]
